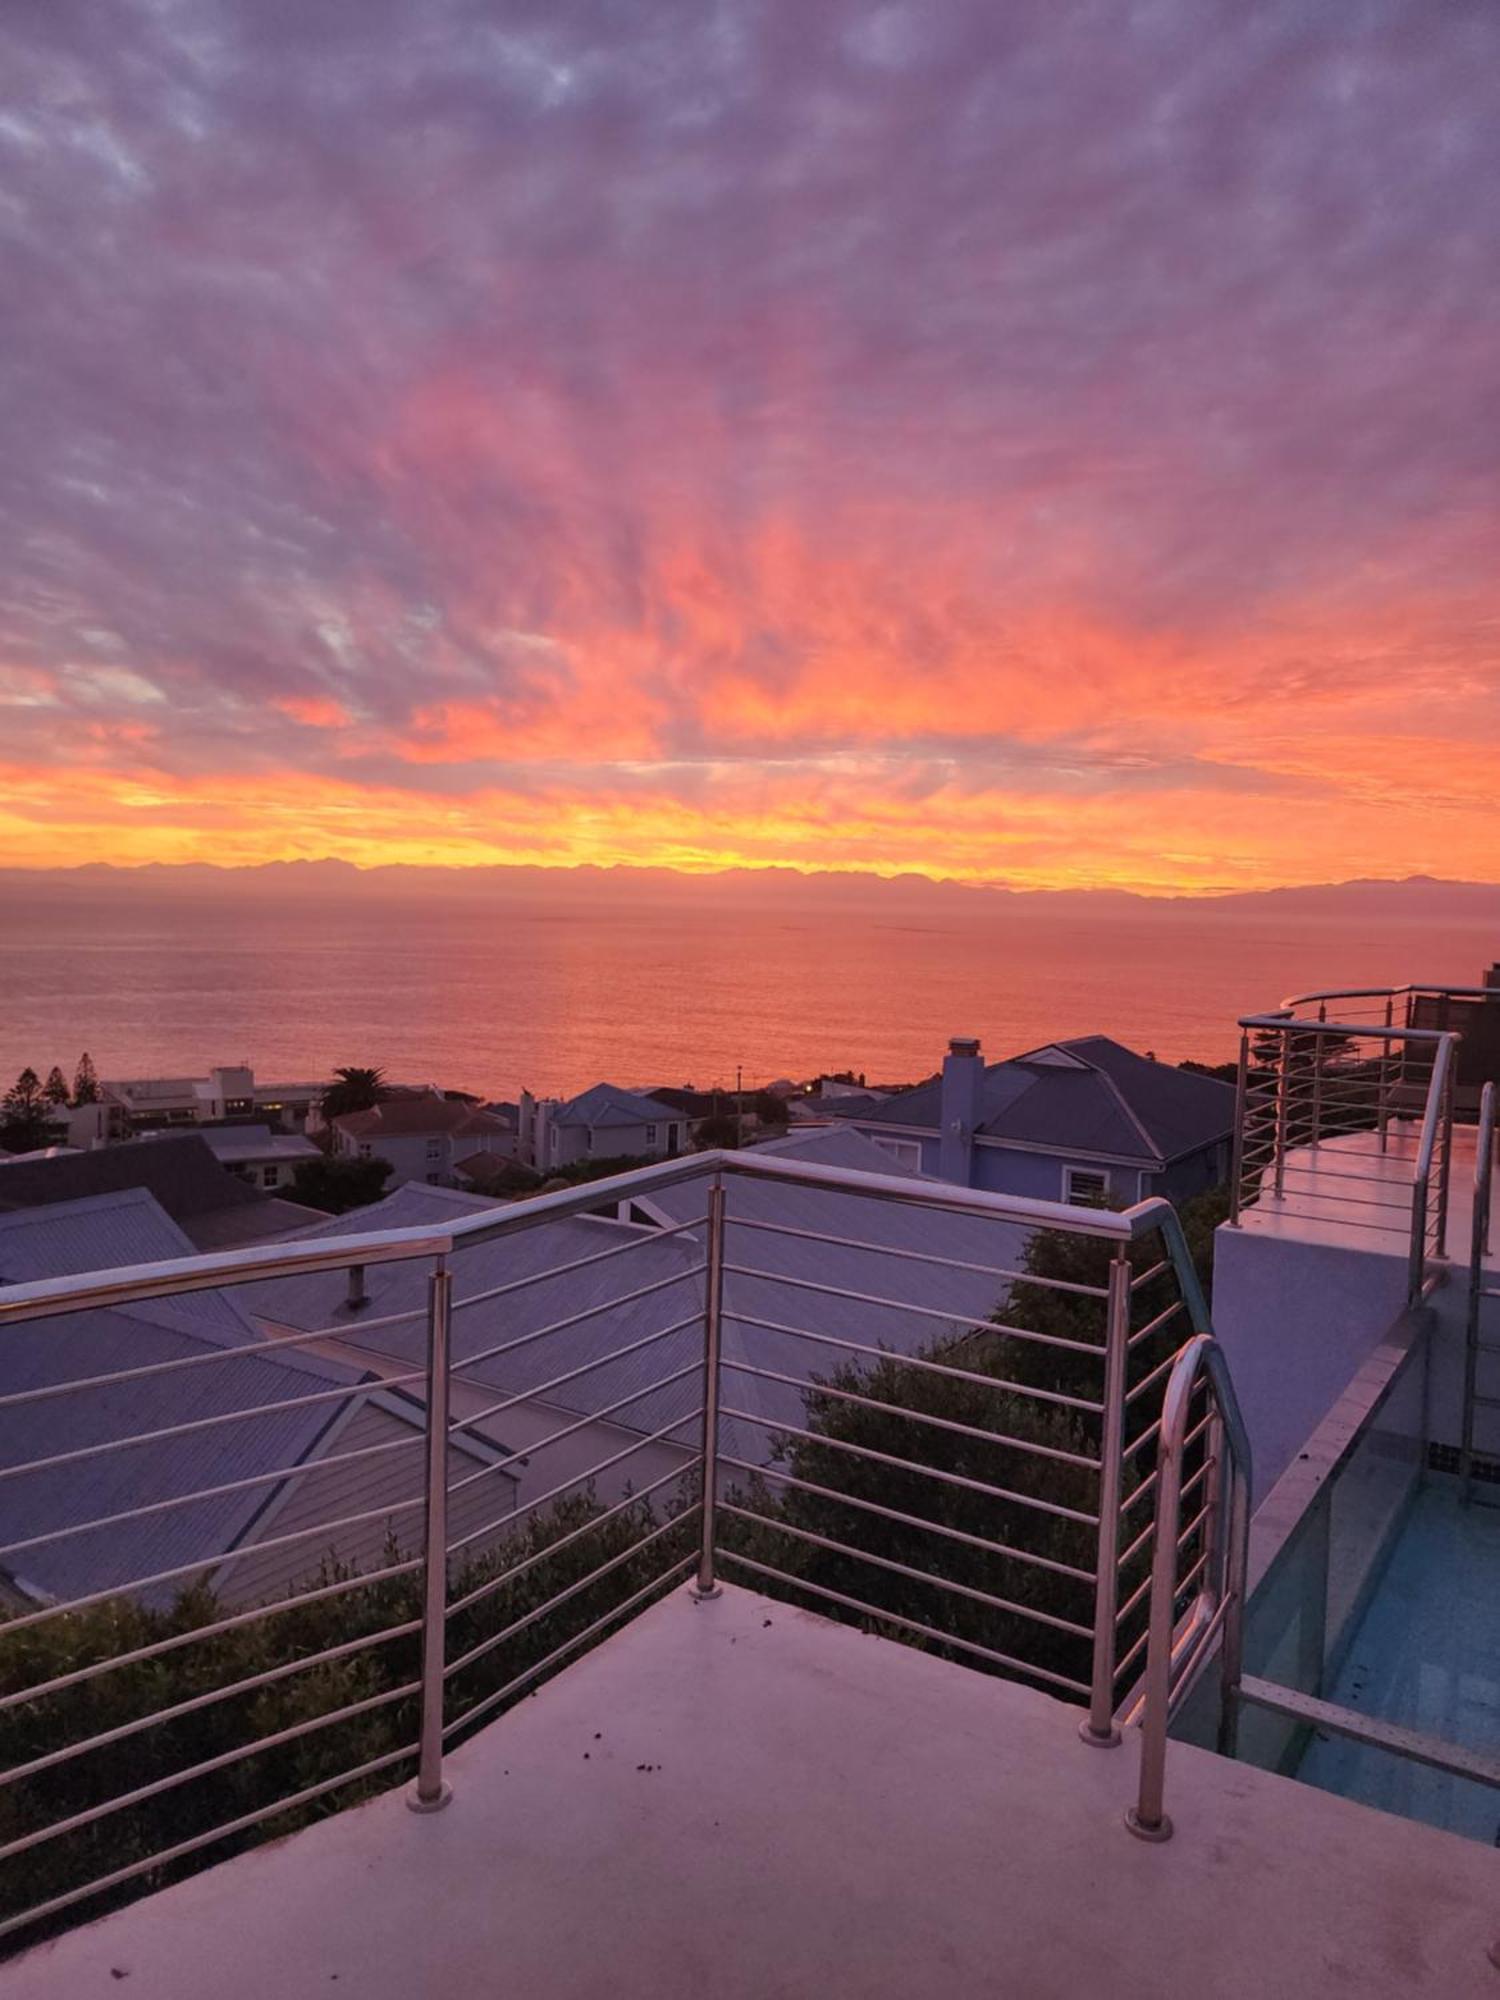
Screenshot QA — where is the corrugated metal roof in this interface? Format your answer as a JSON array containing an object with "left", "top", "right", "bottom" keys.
[
  {"left": 0, "top": 1192, "right": 374, "bottom": 1608},
  {"left": 245, "top": 1166, "right": 1030, "bottom": 1476}
]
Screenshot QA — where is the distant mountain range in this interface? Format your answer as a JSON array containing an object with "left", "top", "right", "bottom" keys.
[{"left": 0, "top": 860, "right": 1496, "bottom": 919}]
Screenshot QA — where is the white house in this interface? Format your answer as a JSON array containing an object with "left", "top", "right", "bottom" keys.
[
  {"left": 103, "top": 1064, "right": 325, "bottom": 1133},
  {"left": 331, "top": 1094, "right": 518, "bottom": 1187}
]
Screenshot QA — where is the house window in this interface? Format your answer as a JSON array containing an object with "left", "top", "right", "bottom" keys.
[
  {"left": 261, "top": 1165, "right": 279, "bottom": 1188},
  {"left": 425, "top": 1139, "right": 442, "bottom": 1160},
  {"left": 359, "top": 1143, "right": 372, "bottom": 1159},
  {"left": 871, "top": 1136, "right": 923, "bottom": 1170},
  {"left": 645, "top": 1124, "right": 657, "bottom": 1148},
  {"left": 1063, "top": 1167, "right": 1111, "bottom": 1206}
]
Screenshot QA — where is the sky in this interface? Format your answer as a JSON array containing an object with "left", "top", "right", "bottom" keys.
[{"left": 1, "top": 1, "right": 1497, "bottom": 895}]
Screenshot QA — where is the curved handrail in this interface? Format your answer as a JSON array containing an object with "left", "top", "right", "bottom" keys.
[
  {"left": 1280, "top": 981, "right": 1498, "bottom": 1012},
  {"left": 0, "top": 1145, "right": 1205, "bottom": 1326},
  {"left": 1125, "top": 1332, "right": 1253, "bottom": 1843}
]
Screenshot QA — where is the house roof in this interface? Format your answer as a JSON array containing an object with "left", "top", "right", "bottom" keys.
[
  {"left": 831, "top": 1036, "right": 1233, "bottom": 1165},
  {"left": 0, "top": 1191, "right": 371, "bottom": 1607},
  {"left": 549, "top": 1083, "right": 680, "bottom": 1129},
  {"left": 334, "top": 1098, "right": 515, "bottom": 1142},
  {"left": 199, "top": 1125, "right": 321, "bottom": 1165},
  {"left": 0, "top": 1133, "right": 319, "bottom": 1250}
]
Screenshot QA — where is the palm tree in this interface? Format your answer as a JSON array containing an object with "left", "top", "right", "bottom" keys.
[{"left": 319, "top": 1066, "right": 391, "bottom": 1120}]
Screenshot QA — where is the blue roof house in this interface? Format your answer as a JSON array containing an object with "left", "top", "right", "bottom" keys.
[{"left": 831, "top": 1035, "right": 1235, "bottom": 1207}]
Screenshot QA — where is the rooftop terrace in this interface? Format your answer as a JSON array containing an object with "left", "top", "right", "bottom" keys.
[{"left": 8, "top": 1583, "right": 1496, "bottom": 2000}]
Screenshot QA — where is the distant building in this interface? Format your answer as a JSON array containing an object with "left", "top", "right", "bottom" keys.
[
  {"left": 102, "top": 1064, "right": 324, "bottom": 1134},
  {"left": 197, "top": 1123, "right": 323, "bottom": 1193},
  {"left": 518, "top": 1084, "right": 691, "bottom": 1173},
  {"left": 331, "top": 1094, "right": 518, "bottom": 1187},
  {"left": 827, "top": 1034, "right": 1234, "bottom": 1206}
]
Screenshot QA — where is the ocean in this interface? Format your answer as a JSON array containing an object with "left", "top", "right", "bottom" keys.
[{"left": 0, "top": 871, "right": 1494, "bottom": 1099}]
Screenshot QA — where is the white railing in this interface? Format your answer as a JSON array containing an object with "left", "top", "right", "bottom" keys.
[{"left": 0, "top": 1150, "right": 1217, "bottom": 1944}]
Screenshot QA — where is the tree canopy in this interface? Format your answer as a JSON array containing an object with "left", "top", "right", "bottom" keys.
[{"left": 319, "top": 1066, "right": 391, "bottom": 1120}]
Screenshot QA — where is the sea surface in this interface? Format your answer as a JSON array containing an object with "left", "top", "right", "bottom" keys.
[{"left": 0, "top": 874, "right": 1494, "bottom": 1100}]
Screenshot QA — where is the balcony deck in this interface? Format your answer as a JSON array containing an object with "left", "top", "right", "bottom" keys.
[
  {"left": 1238, "top": 1121, "right": 1495, "bottom": 1265},
  {"left": 8, "top": 1583, "right": 1496, "bottom": 1999}
]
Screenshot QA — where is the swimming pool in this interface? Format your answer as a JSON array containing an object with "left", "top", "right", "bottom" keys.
[{"left": 1295, "top": 1478, "right": 1500, "bottom": 1842}]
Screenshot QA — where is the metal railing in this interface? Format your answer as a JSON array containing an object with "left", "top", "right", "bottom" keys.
[
  {"left": 0, "top": 1150, "right": 1216, "bottom": 1943},
  {"left": 1461, "top": 1082, "right": 1498, "bottom": 1502},
  {"left": 1124, "top": 1333, "right": 1252, "bottom": 1842},
  {"left": 1231, "top": 1010, "right": 1458, "bottom": 1300}
]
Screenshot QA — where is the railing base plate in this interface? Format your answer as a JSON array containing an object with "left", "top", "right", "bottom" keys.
[
  {"left": 406, "top": 1780, "right": 453, "bottom": 1815},
  {"left": 1124, "top": 1807, "right": 1173, "bottom": 1842},
  {"left": 1078, "top": 1719, "right": 1121, "bottom": 1748}
]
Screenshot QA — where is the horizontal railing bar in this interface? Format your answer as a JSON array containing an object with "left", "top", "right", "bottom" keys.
[
  {"left": 450, "top": 1214, "right": 709, "bottom": 1316},
  {"left": 0, "top": 1741, "right": 417, "bottom": 1943},
  {"left": 0, "top": 1305, "right": 430, "bottom": 1414},
  {"left": 445, "top": 1414, "right": 700, "bottom": 1562},
  {"left": 0, "top": 1674, "right": 420, "bottom": 1866},
  {"left": 723, "top": 1211, "right": 1110, "bottom": 1299},
  {"left": 444, "top": 1308, "right": 704, "bottom": 1452},
  {"left": 0, "top": 1554, "right": 422, "bottom": 1714},
  {"left": 1279, "top": 982, "right": 1499, "bottom": 1009},
  {"left": 1130, "top": 1260, "right": 1171, "bottom": 1292},
  {"left": 720, "top": 1259, "right": 1106, "bottom": 1348},
  {"left": 1121, "top": 1417, "right": 1162, "bottom": 1466},
  {"left": 1120, "top": 1409, "right": 1213, "bottom": 1517},
  {"left": 718, "top": 1405, "right": 1098, "bottom": 1525},
  {"left": 0, "top": 1615, "right": 421, "bottom": 1792},
  {"left": 720, "top": 1357, "right": 1101, "bottom": 1469},
  {"left": 0, "top": 1406, "right": 451, "bottom": 1564},
  {"left": 1113, "top": 1619, "right": 1150, "bottom": 1687},
  {"left": 1114, "top": 1503, "right": 1213, "bottom": 1627},
  {"left": 446, "top": 1267, "right": 707, "bottom": 1376},
  {"left": 0, "top": 1229, "right": 452, "bottom": 1329},
  {"left": 719, "top": 1502, "right": 1094, "bottom": 1638},
  {"left": 443, "top": 1556, "right": 695, "bottom": 1741},
  {"left": 1117, "top": 1455, "right": 1215, "bottom": 1573},
  {"left": 724, "top": 1308, "right": 1105, "bottom": 1413},
  {"left": 0, "top": 1368, "right": 426, "bottom": 1490},
  {"left": 447, "top": 1464, "right": 697, "bottom": 1615},
  {"left": 717, "top": 1453, "right": 1097, "bottom": 1582},
  {"left": 1125, "top": 1349, "right": 1182, "bottom": 1410},
  {"left": 0, "top": 1461, "right": 442, "bottom": 1640},
  {"left": 446, "top": 1360, "right": 704, "bottom": 1505},
  {"left": 445, "top": 1511, "right": 696, "bottom": 1680},
  {"left": 717, "top": 1550, "right": 1092, "bottom": 1697},
  {"left": 0, "top": 1616, "right": 420, "bottom": 1808},
  {"left": 1127, "top": 1300, "right": 1184, "bottom": 1350}
]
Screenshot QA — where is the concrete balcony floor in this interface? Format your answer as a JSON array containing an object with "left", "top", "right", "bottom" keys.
[
  {"left": 1240, "top": 1122, "right": 1495, "bottom": 1265},
  {"left": 8, "top": 1584, "right": 1497, "bottom": 2000}
]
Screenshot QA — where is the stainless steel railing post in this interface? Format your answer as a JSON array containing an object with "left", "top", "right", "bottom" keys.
[
  {"left": 1081, "top": 1251, "right": 1132, "bottom": 1746},
  {"left": 408, "top": 1258, "right": 453, "bottom": 1813},
  {"left": 1228, "top": 1031, "right": 1249, "bottom": 1225},
  {"left": 693, "top": 1179, "right": 728, "bottom": 1599}
]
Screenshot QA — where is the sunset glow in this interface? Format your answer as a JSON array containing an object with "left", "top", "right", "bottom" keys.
[{"left": 3, "top": 4, "right": 1497, "bottom": 893}]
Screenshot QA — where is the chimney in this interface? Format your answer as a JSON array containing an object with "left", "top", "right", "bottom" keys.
[
  {"left": 1484, "top": 962, "right": 1500, "bottom": 992},
  {"left": 939, "top": 1036, "right": 983, "bottom": 1186}
]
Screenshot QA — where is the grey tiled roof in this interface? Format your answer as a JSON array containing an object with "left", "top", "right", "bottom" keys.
[
  {"left": 0, "top": 1192, "right": 372, "bottom": 1608},
  {"left": 832, "top": 1036, "right": 1233, "bottom": 1164},
  {"left": 550, "top": 1083, "right": 680, "bottom": 1129}
]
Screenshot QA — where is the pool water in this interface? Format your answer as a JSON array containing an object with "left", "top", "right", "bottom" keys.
[{"left": 1297, "top": 1479, "right": 1500, "bottom": 1842}]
